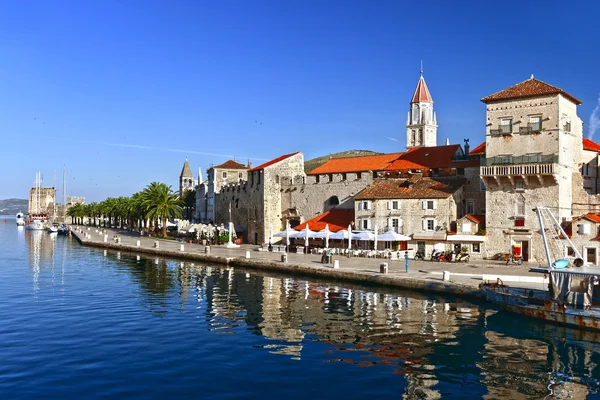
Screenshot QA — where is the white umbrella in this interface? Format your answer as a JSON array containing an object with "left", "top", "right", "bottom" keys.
[
  {"left": 304, "top": 224, "right": 309, "bottom": 248},
  {"left": 328, "top": 229, "right": 349, "bottom": 240},
  {"left": 374, "top": 225, "right": 378, "bottom": 250},
  {"left": 348, "top": 224, "right": 352, "bottom": 251},
  {"left": 353, "top": 231, "right": 375, "bottom": 241},
  {"left": 273, "top": 224, "right": 296, "bottom": 238},
  {"left": 377, "top": 230, "right": 411, "bottom": 241}
]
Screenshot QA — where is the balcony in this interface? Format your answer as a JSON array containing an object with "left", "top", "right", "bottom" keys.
[
  {"left": 490, "top": 125, "right": 513, "bottom": 136},
  {"left": 519, "top": 123, "right": 542, "bottom": 134},
  {"left": 480, "top": 154, "right": 559, "bottom": 186}
]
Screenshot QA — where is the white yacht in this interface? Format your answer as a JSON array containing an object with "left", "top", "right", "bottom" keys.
[
  {"left": 16, "top": 212, "right": 25, "bottom": 226},
  {"left": 26, "top": 220, "right": 46, "bottom": 231}
]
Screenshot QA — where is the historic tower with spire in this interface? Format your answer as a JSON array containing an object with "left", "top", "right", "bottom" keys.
[
  {"left": 406, "top": 69, "right": 437, "bottom": 149},
  {"left": 179, "top": 158, "right": 194, "bottom": 198}
]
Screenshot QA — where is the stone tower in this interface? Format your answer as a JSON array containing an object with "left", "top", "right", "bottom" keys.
[
  {"left": 406, "top": 70, "right": 437, "bottom": 149},
  {"left": 179, "top": 158, "right": 194, "bottom": 198}
]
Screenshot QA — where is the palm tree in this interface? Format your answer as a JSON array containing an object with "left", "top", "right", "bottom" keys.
[
  {"left": 182, "top": 190, "right": 196, "bottom": 221},
  {"left": 142, "top": 182, "right": 182, "bottom": 238},
  {"left": 67, "top": 203, "right": 84, "bottom": 225}
]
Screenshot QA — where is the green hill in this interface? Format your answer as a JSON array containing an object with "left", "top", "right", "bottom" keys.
[
  {"left": 304, "top": 150, "right": 381, "bottom": 173},
  {"left": 0, "top": 198, "right": 28, "bottom": 216}
]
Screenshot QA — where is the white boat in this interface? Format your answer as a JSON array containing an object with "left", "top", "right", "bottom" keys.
[
  {"left": 47, "top": 224, "right": 58, "bottom": 233},
  {"left": 26, "top": 220, "right": 46, "bottom": 231},
  {"left": 482, "top": 206, "right": 600, "bottom": 331},
  {"left": 15, "top": 212, "right": 25, "bottom": 226}
]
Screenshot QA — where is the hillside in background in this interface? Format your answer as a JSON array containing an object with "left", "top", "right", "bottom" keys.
[
  {"left": 0, "top": 199, "right": 28, "bottom": 216},
  {"left": 304, "top": 150, "right": 381, "bottom": 173}
]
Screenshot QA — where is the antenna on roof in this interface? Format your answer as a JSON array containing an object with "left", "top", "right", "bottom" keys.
[{"left": 420, "top": 60, "right": 423, "bottom": 76}]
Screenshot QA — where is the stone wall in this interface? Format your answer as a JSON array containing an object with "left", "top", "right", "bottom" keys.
[
  {"left": 28, "top": 187, "right": 56, "bottom": 215},
  {"left": 281, "top": 172, "right": 374, "bottom": 225}
]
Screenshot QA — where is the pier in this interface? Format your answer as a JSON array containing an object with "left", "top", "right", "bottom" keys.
[{"left": 71, "top": 227, "right": 547, "bottom": 300}]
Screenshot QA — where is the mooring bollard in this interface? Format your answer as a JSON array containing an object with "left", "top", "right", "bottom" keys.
[
  {"left": 117, "top": 237, "right": 121, "bottom": 244},
  {"left": 103, "top": 234, "right": 108, "bottom": 243},
  {"left": 333, "top": 260, "right": 340, "bottom": 269},
  {"left": 281, "top": 253, "right": 287, "bottom": 263},
  {"left": 205, "top": 246, "right": 211, "bottom": 254},
  {"left": 136, "top": 240, "right": 140, "bottom": 247},
  {"left": 245, "top": 251, "right": 251, "bottom": 259},
  {"left": 180, "top": 244, "right": 185, "bottom": 251},
  {"left": 380, "top": 262, "right": 388, "bottom": 274},
  {"left": 154, "top": 241, "right": 159, "bottom": 249},
  {"left": 443, "top": 271, "right": 450, "bottom": 281}
]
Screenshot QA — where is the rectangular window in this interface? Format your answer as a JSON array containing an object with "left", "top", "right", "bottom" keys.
[
  {"left": 515, "top": 180, "right": 524, "bottom": 190},
  {"left": 427, "top": 219, "right": 435, "bottom": 231},
  {"left": 392, "top": 201, "right": 399, "bottom": 210},
  {"left": 578, "top": 224, "right": 591, "bottom": 234},
  {"left": 516, "top": 196, "right": 525, "bottom": 215},
  {"left": 466, "top": 200, "right": 475, "bottom": 214},
  {"left": 527, "top": 153, "right": 542, "bottom": 163},
  {"left": 362, "top": 219, "right": 369, "bottom": 230},
  {"left": 461, "top": 222, "right": 472, "bottom": 233},
  {"left": 564, "top": 121, "right": 571, "bottom": 132},
  {"left": 515, "top": 218, "right": 525, "bottom": 227},
  {"left": 500, "top": 118, "right": 512, "bottom": 134},
  {"left": 566, "top": 246, "right": 575, "bottom": 257},
  {"left": 529, "top": 115, "right": 542, "bottom": 131},
  {"left": 222, "top": 171, "right": 228, "bottom": 179},
  {"left": 238, "top": 172, "right": 243, "bottom": 179},
  {"left": 472, "top": 243, "right": 481, "bottom": 253},
  {"left": 391, "top": 218, "right": 399, "bottom": 233},
  {"left": 424, "top": 200, "right": 435, "bottom": 210}
]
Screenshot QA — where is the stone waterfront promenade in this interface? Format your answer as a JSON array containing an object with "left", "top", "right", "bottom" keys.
[{"left": 71, "top": 226, "right": 548, "bottom": 300}]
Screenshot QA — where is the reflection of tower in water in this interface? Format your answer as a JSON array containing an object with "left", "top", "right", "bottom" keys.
[{"left": 25, "top": 229, "right": 58, "bottom": 295}]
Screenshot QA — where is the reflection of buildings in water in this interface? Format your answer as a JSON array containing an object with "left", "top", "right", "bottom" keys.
[
  {"left": 25, "top": 230, "right": 58, "bottom": 294},
  {"left": 258, "top": 277, "right": 304, "bottom": 359},
  {"left": 479, "top": 310, "right": 595, "bottom": 399}
]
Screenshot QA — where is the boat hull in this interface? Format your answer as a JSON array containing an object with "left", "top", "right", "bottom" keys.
[
  {"left": 25, "top": 221, "right": 46, "bottom": 231},
  {"left": 483, "top": 285, "right": 600, "bottom": 331}
]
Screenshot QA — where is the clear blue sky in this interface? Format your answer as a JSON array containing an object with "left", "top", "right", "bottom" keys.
[{"left": 1, "top": 0, "right": 598, "bottom": 202}]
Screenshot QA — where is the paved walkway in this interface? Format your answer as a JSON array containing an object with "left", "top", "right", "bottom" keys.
[{"left": 71, "top": 226, "right": 550, "bottom": 299}]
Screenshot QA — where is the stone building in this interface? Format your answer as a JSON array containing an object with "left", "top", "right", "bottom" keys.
[
  {"left": 406, "top": 71, "right": 437, "bottom": 149},
  {"left": 28, "top": 186, "right": 56, "bottom": 217},
  {"left": 179, "top": 158, "right": 195, "bottom": 199},
  {"left": 480, "top": 76, "right": 588, "bottom": 262},
  {"left": 200, "top": 160, "right": 250, "bottom": 224}
]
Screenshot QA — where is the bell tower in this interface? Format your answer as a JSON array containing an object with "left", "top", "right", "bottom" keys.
[
  {"left": 179, "top": 158, "right": 194, "bottom": 198},
  {"left": 406, "top": 67, "right": 437, "bottom": 149}
]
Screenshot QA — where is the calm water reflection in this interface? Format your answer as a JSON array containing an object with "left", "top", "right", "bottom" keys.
[{"left": 1, "top": 222, "right": 599, "bottom": 399}]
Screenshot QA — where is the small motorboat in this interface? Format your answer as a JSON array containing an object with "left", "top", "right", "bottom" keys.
[{"left": 15, "top": 212, "right": 25, "bottom": 226}]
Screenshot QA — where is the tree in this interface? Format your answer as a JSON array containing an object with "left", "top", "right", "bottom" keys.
[
  {"left": 182, "top": 190, "right": 196, "bottom": 221},
  {"left": 142, "top": 182, "right": 182, "bottom": 238}
]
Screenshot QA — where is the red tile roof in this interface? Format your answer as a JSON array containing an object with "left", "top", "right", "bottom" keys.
[
  {"left": 355, "top": 177, "right": 466, "bottom": 200},
  {"left": 250, "top": 152, "right": 300, "bottom": 171},
  {"left": 465, "top": 214, "right": 486, "bottom": 226},
  {"left": 469, "top": 142, "right": 486, "bottom": 155},
  {"left": 583, "top": 138, "right": 600, "bottom": 153},
  {"left": 384, "top": 145, "right": 461, "bottom": 171},
  {"left": 294, "top": 208, "right": 354, "bottom": 232},
  {"left": 411, "top": 75, "right": 433, "bottom": 103},
  {"left": 481, "top": 77, "right": 582, "bottom": 105},
  {"left": 583, "top": 213, "right": 600, "bottom": 223},
  {"left": 212, "top": 160, "right": 248, "bottom": 169},
  {"left": 308, "top": 153, "right": 403, "bottom": 175}
]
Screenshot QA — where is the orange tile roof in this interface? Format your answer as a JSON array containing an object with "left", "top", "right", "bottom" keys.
[
  {"left": 465, "top": 214, "right": 486, "bottom": 226},
  {"left": 481, "top": 77, "right": 582, "bottom": 105},
  {"left": 384, "top": 145, "right": 460, "bottom": 171},
  {"left": 411, "top": 75, "right": 433, "bottom": 103},
  {"left": 583, "top": 138, "right": 600, "bottom": 152},
  {"left": 294, "top": 208, "right": 354, "bottom": 232},
  {"left": 308, "top": 153, "right": 403, "bottom": 175},
  {"left": 250, "top": 152, "right": 300, "bottom": 171},
  {"left": 469, "top": 142, "right": 486, "bottom": 155},
  {"left": 212, "top": 160, "right": 247, "bottom": 169},
  {"left": 583, "top": 213, "right": 600, "bottom": 223},
  {"left": 355, "top": 177, "right": 466, "bottom": 200}
]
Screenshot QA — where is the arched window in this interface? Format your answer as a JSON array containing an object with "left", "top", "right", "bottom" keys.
[
  {"left": 419, "top": 128, "right": 423, "bottom": 144},
  {"left": 327, "top": 196, "right": 340, "bottom": 206},
  {"left": 516, "top": 194, "right": 526, "bottom": 216}
]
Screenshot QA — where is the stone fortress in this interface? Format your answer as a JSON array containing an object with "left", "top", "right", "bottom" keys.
[{"left": 185, "top": 72, "right": 600, "bottom": 265}]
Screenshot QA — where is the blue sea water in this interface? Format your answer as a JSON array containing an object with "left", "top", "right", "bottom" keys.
[{"left": 1, "top": 221, "right": 599, "bottom": 399}]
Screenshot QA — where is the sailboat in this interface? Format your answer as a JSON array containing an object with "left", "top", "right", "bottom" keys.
[
  {"left": 26, "top": 171, "right": 48, "bottom": 231},
  {"left": 482, "top": 206, "right": 600, "bottom": 331}
]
